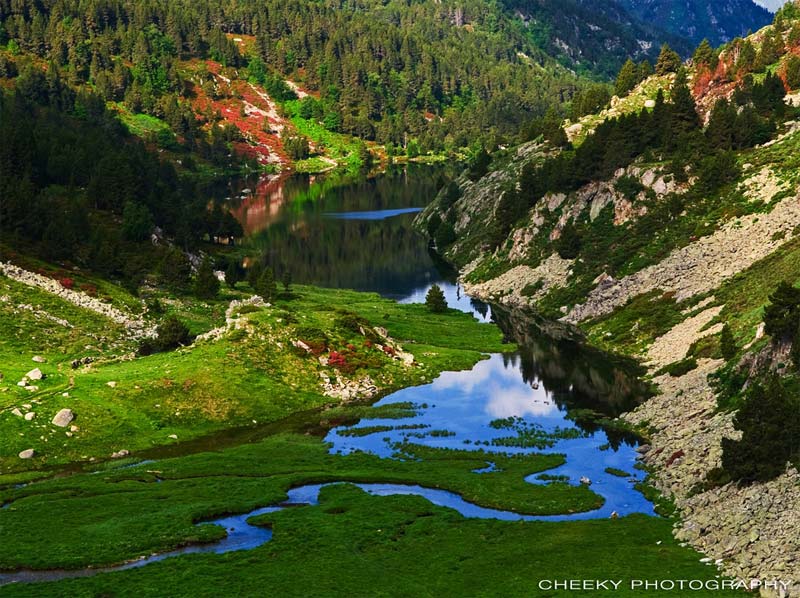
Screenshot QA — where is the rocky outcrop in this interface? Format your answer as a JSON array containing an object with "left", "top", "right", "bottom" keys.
[
  {"left": 463, "top": 254, "right": 573, "bottom": 306},
  {"left": 195, "top": 295, "right": 267, "bottom": 343},
  {"left": 0, "top": 262, "right": 155, "bottom": 339}
]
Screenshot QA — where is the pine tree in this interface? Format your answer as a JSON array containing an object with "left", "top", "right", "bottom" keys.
[
  {"left": 425, "top": 284, "right": 447, "bottom": 313},
  {"left": 555, "top": 221, "right": 582, "bottom": 259},
  {"left": 721, "top": 375, "right": 800, "bottom": 483},
  {"left": 656, "top": 44, "right": 682, "bottom": 75},
  {"left": 763, "top": 282, "right": 800, "bottom": 338},
  {"left": 282, "top": 270, "right": 292, "bottom": 292},
  {"left": 158, "top": 247, "right": 192, "bottom": 292},
  {"left": 246, "top": 262, "right": 263, "bottom": 291},
  {"left": 786, "top": 55, "right": 800, "bottom": 90},
  {"left": 692, "top": 39, "right": 714, "bottom": 68},
  {"left": 193, "top": 256, "right": 220, "bottom": 299},
  {"left": 256, "top": 267, "right": 277, "bottom": 302},
  {"left": 720, "top": 324, "right": 737, "bottom": 361},
  {"left": 226, "top": 260, "right": 242, "bottom": 289},
  {"left": 668, "top": 69, "right": 700, "bottom": 134},
  {"left": 615, "top": 59, "right": 639, "bottom": 97}
]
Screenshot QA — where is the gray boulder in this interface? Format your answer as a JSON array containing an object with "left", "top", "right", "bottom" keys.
[{"left": 52, "top": 408, "right": 75, "bottom": 428}]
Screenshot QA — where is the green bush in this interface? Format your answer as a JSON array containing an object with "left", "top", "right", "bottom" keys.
[
  {"left": 722, "top": 375, "right": 800, "bottom": 483},
  {"left": 720, "top": 323, "right": 737, "bottom": 361},
  {"left": 521, "top": 280, "right": 544, "bottom": 297},
  {"left": 555, "top": 221, "right": 582, "bottom": 259},
  {"left": 658, "top": 357, "right": 698, "bottom": 378},
  {"left": 139, "top": 315, "right": 191, "bottom": 355}
]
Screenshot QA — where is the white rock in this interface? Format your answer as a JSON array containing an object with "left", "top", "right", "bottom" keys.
[
  {"left": 18, "top": 449, "right": 35, "bottom": 459},
  {"left": 111, "top": 449, "right": 130, "bottom": 458},
  {"left": 644, "top": 99, "right": 656, "bottom": 109},
  {"left": 26, "top": 368, "right": 43, "bottom": 381},
  {"left": 52, "top": 408, "right": 75, "bottom": 428},
  {"left": 106, "top": 381, "right": 117, "bottom": 388},
  {"left": 32, "top": 356, "right": 46, "bottom": 363},
  {"left": 168, "top": 434, "right": 178, "bottom": 440},
  {"left": 24, "top": 412, "right": 35, "bottom": 421}
]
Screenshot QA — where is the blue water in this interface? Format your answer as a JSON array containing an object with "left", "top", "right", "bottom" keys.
[
  {"left": 324, "top": 208, "right": 423, "bottom": 220},
  {"left": 325, "top": 354, "right": 653, "bottom": 519}
]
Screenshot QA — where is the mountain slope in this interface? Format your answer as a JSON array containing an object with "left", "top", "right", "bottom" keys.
[
  {"left": 502, "top": 0, "right": 692, "bottom": 78},
  {"left": 415, "top": 7, "right": 800, "bottom": 590},
  {"left": 616, "top": 0, "right": 773, "bottom": 46}
]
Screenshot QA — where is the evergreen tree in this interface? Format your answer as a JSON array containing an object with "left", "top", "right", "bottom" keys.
[
  {"left": 246, "top": 262, "right": 263, "bottom": 291},
  {"left": 158, "top": 247, "right": 192, "bottom": 292},
  {"left": 656, "top": 44, "right": 682, "bottom": 75},
  {"left": 121, "top": 201, "right": 154, "bottom": 242},
  {"left": 155, "top": 315, "right": 191, "bottom": 350},
  {"left": 720, "top": 323, "right": 737, "bottom": 361},
  {"left": 282, "top": 270, "right": 292, "bottom": 292},
  {"left": 425, "top": 284, "right": 447, "bottom": 313},
  {"left": 225, "top": 260, "right": 243, "bottom": 289},
  {"left": 615, "top": 58, "right": 639, "bottom": 97},
  {"left": 763, "top": 282, "right": 800, "bottom": 338},
  {"left": 786, "top": 55, "right": 800, "bottom": 90},
  {"left": 555, "top": 221, "right": 582, "bottom": 259},
  {"left": 692, "top": 39, "right": 715, "bottom": 68},
  {"left": 637, "top": 60, "right": 654, "bottom": 81},
  {"left": 721, "top": 375, "right": 800, "bottom": 483},
  {"left": 256, "top": 267, "right": 277, "bottom": 302},
  {"left": 193, "top": 256, "right": 220, "bottom": 299},
  {"left": 668, "top": 69, "right": 700, "bottom": 135}
]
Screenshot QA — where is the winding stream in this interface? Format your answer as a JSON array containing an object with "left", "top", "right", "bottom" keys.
[{"left": 0, "top": 167, "right": 655, "bottom": 586}]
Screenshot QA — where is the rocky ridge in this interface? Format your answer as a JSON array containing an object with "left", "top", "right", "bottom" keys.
[{"left": 0, "top": 262, "right": 154, "bottom": 339}]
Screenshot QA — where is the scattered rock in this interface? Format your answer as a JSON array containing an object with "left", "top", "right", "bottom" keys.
[
  {"left": 52, "top": 408, "right": 75, "bottom": 428},
  {"left": 25, "top": 368, "right": 43, "bottom": 381},
  {"left": 18, "top": 449, "right": 35, "bottom": 459},
  {"left": 111, "top": 449, "right": 130, "bottom": 459},
  {"left": 24, "top": 412, "right": 35, "bottom": 421},
  {"left": 168, "top": 434, "right": 178, "bottom": 440},
  {"left": 32, "top": 356, "right": 45, "bottom": 363},
  {"left": 11, "top": 408, "right": 23, "bottom": 417},
  {"left": 106, "top": 381, "right": 117, "bottom": 388}
]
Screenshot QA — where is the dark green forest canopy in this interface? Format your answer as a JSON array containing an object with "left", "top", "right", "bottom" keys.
[{"left": 0, "top": 0, "right": 585, "bottom": 148}]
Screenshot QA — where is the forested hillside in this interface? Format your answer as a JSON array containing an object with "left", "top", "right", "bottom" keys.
[{"left": 0, "top": 0, "right": 584, "bottom": 152}]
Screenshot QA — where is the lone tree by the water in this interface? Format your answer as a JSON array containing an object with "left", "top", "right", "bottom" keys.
[{"left": 426, "top": 284, "right": 448, "bottom": 313}]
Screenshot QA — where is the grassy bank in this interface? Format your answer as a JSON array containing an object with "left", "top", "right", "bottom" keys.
[
  {"left": 0, "top": 272, "right": 511, "bottom": 473},
  {"left": 0, "top": 451, "right": 743, "bottom": 596}
]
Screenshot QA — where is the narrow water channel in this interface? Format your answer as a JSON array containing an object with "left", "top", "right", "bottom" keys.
[{"left": 0, "top": 167, "right": 656, "bottom": 586}]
